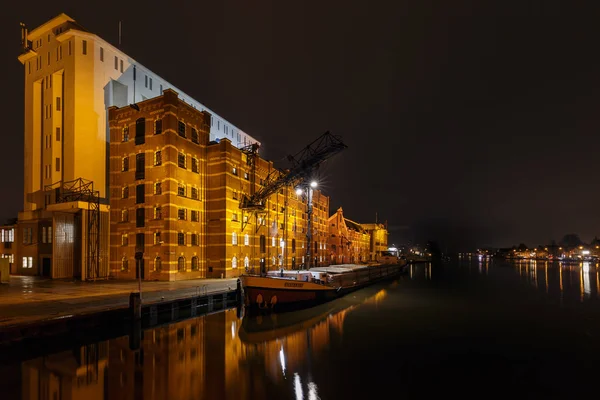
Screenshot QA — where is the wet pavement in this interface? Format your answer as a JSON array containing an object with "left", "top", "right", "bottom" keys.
[{"left": 0, "top": 276, "right": 238, "bottom": 328}]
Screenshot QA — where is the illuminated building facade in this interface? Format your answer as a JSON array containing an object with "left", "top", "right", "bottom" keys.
[
  {"left": 327, "top": 207, "right": 371, "bottom": 264},
  {"left": 16, "top": 13, "right": 259, "bottom": 278},
  {"left": 361, "top": 222, "right": 389, "bottom": 261},
  {"left": 0, "top": 224, "right": 16, "bottom": 273},
  {"left": 109, "top": 91, "right": 329, "bottom": 280}
]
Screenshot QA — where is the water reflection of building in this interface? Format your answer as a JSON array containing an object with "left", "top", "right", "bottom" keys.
[
  {"left": 21, "top": 343, "right": 108, "bottom": 400},
  {"left": 107, "top": 318, "right": 206, "bottom": 400}
]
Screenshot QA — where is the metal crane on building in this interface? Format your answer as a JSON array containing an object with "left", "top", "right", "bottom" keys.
[{"left": 239, "top": 131, "right": 347, "bottom": 271}]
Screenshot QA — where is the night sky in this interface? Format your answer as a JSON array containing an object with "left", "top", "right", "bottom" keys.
[{"left": 2, "top": 1, "right": 600, "bottom": 251}]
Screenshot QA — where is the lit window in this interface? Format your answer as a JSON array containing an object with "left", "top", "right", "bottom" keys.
[
  {"left": 232, "top": 256, "right": 237, "bottom": 269},
  {"left": 232, "top": 232, "right": 238, "bottom": 245},
  {"left": 272, "top": 237, "right": 276, "bottom": 247},
  {"left": 244, "top": 234, "right": 249, "bottom": 246},
  {"left": 244, "top": 256, "right": 249, "bottom": 268}
]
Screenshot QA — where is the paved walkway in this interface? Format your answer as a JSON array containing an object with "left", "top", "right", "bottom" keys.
[{"left": 0, "top": 276, "right": 238, "bottom": 328}]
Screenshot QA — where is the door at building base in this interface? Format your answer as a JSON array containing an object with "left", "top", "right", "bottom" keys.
[
  {"left": 42, "top": 258, "right": 51, "bottom": 278},
  {"left": 136, "top": 259, "right": 145, "bottom": 279}
]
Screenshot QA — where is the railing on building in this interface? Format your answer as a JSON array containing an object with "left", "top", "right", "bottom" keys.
[{"left": 44, "top": 178, "right": 104, "bottom": 280}]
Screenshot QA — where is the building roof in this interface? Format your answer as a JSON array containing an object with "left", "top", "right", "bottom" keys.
[{"left": 344, "top": 218, "right": 365, "bottom": 233}]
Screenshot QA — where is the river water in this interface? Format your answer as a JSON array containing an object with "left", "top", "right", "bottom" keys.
[{"left": 2, "top": 258, "right": 600, "bottom": 399}]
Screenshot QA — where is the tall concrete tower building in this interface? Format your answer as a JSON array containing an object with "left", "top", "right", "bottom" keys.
[{"left": 16, "top": 13, "right": 259, "bottom": 279}]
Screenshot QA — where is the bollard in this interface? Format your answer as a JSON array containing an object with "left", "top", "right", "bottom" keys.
[
  {"left": 236, "top": 279, "right": 242, "bottom": 303},
  {"left": 129, "top": 292, "right": 141, "bottom": 321}
]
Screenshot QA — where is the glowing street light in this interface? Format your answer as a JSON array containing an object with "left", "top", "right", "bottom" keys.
[
  {"left": 295, "top": 188, "right": 303, "bottom": 196},
  {"left": 310, "top": 181, "right": 318, "bottom": 188}
]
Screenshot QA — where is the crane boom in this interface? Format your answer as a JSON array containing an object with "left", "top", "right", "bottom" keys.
[{"left": 240, "top": 131, "right": 347, "bottom": 210}]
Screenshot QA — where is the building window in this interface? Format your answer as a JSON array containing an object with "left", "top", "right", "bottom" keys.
[
  {"left": 178, "top": 121, "right": 186, "bottom": 138},
  {"left": 154, "top": 256, "right": 161, "bottom": 271},
  {"left": 121, "top": 257, "right": 128, "bottom": 271},
  {"left": 42, "top": 227, "right": 47, "bottom": 243},
  {"left": 122, "top": 186, "right": 129, "bottom": 199},
  {"left": 160, "top": 84, "right": 163, "bottom": 93},
  {"left": 82, "top": 40, "right": 87, "bottom": 55},
  {"left": 272, "top": 256, "right": 276, "bottom": 266},
  {"left": 153, "top": 232, "right": 161, "bottom": 245},
  {"left": 232, "top": 232, "right": 237, "bottom": 245},
  {"left": 149, "top": 77, "right": 153, "bottom": 90},
  {"left": 121, "top": 209, "right": 128, "bottom": 222},
  {"left": 292, "top": 239, "right": 296, "bottom": 253},
  {"left": 232, "top": 191, "right": 238, "bottom": 200},
  {"left": 154, "top": 119, "right": 162, "bottom": 135},
  {"left": 121, "top": 234, "right": 128, "bottom": 246},
  {"left": 120, "top": 59, "right": 123, "bottom": 72},
  {"left": 244, "top": 256, "right": 249, "bottom": 269},
  {"left": 122, "top": 126, "right": 129, "bottom": 142},
  {"left": 56, "top": 158, "right": 60, "bottom": 172},
  {"left": 191, "top": 128, "right": 199, "bottom": 144},
  {"left": 154, "top": 206, "right": 162, "bottom": 220},
  {"left": 154, "top": 150, "right": 161, "bottom": 166},
  {"left": 178, "top": 256, "right": 185, "bottom": 272},
  {"left": 136, "top": 184, "right": 145, "bottom": 204},
  {"left": 191, "top": 210, "right": 199, "bottom": 222},
  {"left": 244, "top": 172, "right": 249, "bottom": 180},
  {"left": 244, "top": 234, "right": 249, "bottom": 246},
  {"left": 192, "top": 256, "right": 199, "bottom": 270},
  {"left": 232, "top": 167, "right": 237, "bottom": 175},
  {"left": 114, "top": 56, "right": 118, "bottom": 70},
  {"left": 260, "top": 235, "right": 266, "bottom": 252},
  {"left": 56, "top": 97, "right": 61, "bottom": 111},
  {"left": 145, "top": 75, "right": 148, "bottom": 88},
  {"left": 232, "top": 213, "right": 238, "bottom": 222},
  {"left": 135, "top": 118, "right": 145, "bottom": 145},
  {"left": 191, "top": 187, "right": 199, "bottom": 200},
  {"left": 192, "top": 234, "right": 199, "bottom": 246},
  {"left": 23, "top": 256, "right": 33, "bottom": 269},
  {"left": 135, "top": 153, "right": 145, "bottom": 180},
  {"left": 153, "top": 182, "right": 162, "bottom": 195},
  {"left": 232, "top": 257, "right": 237, "bottom": 269},
  {"left": 178, "top": 208, "right": 187, "bottom": 220},
  {"left": 177, "top": 183, "right": 185, "bottom": 197},
  {"left": 136, "top": 232, "right": 144, "bottom": 248},
  {"left": 136, "top": 208, "right": 145, "bottom": 227},
  {"left": 272, "top": 236, "right": 276, "bottom": 247},
  {"left": 100, "top": 47, "right": 104, "bottom": 61},
  {"left": 178, "top": 152, "right": 186, "bottom": 169},
  {"left": 178, "top": 232, "right": 185, "bottom": 245},
  {"left": 192, "top": 157, "right": 199, "bottom": 173},
  {"left": 122, "top": 156, "right": 129, "bottom": 172}
]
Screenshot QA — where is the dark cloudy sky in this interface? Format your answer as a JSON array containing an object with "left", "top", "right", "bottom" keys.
[{"left": 2, "top": 1, "right": 600, "bottom": 251}]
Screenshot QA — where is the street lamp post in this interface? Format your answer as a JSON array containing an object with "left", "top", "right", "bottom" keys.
[{"left": 297, "top": 180, "right": 318, "bottom": 270}]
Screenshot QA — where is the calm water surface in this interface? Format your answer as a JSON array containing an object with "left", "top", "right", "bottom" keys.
[{"left": 2, "top": 258, "right": 600, "bottom": 399}]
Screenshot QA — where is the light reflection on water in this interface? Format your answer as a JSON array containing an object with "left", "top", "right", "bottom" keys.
[
  {"left": 6, "top": 260, "right": 600, "bottom": 399},
  {"left": 463, "top": 257, "right": 600, "bottom": 303},
  {"left": 5, "top": 280, "right": 393, "bottom": 400}
]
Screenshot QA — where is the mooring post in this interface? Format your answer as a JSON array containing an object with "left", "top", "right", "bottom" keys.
[{"left": 129, "top": 292, "right": 141, "bottom": 321}]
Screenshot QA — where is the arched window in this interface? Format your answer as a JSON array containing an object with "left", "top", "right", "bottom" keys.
[
  {"left": 272, "top": 236, "right": 276, "bottom": 247},
  {"left": 232, "top": 256, "right": 237, "bottom": 269},
  {"left": 192, "top": 256, "right": 199, "bottom": 271},
  {"left": 121, "top": 257, "right": 128, "bottom": 272},
  {"left": 244, "top": 256, "right": 249, "bottom": 268},
  {"left": 155, "top": 256, "right": 161, "bottom": 271},
  {"left": 272, "top": 256, "right": 276, "bottom": 265},
  {"left": 178, "top": 256, "right": 185, "bottom": 272},
  {"left": 244, "top": 234, "right": 249, "bottom": 246},
  {"left": 232, "top": 232, "right": 237, "bottom": 245}
]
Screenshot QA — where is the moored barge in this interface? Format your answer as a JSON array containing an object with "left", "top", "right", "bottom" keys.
[{"left": 241, "top": 262, "right": 407, "bottom": 313}]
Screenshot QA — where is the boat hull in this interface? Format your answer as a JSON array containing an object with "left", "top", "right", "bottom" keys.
[{"left": 241, "top": 263, "right": 407, "bottom": 314}]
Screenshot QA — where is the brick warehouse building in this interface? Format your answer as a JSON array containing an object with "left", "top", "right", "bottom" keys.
[{"left": 109, "top": 90, "right": 330, "bottom": 280}]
